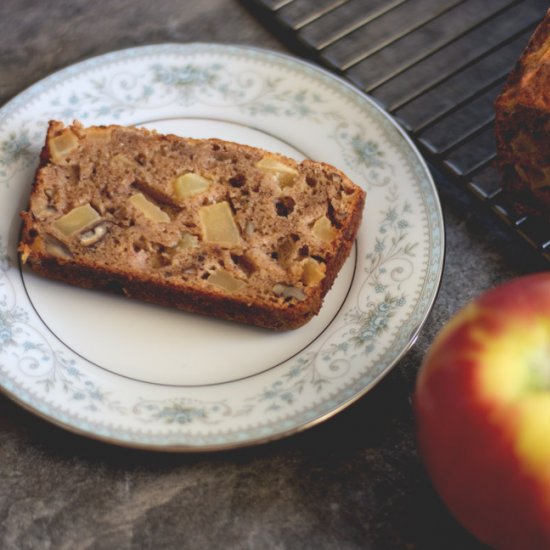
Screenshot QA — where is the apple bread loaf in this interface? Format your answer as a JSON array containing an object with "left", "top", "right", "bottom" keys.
[
  {"left": 494, "top": 9, "right": 550, "bottom": 217},
  {"left": 19, "top": 121, "right": 365, "bottom": 330}
]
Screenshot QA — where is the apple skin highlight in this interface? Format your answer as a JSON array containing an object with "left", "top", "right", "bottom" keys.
[{"left": 415, "top": 274, "right": 550, "bottom": 550}]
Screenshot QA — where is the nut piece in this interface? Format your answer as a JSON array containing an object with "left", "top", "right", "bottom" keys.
[
  {"left": 207, "top": 269, "right": 246, "bottom": 292},
  {"left": 312, "top": 215, "right": 337, "bottom": 242},
  {"left": 44, "top": 236, "right": 72, "bottom": 260},
  {"left": 276, "top": 235, "right": 297, "bottom": 268},
  {"left": 80, "top": 223, "right": 107, "bottom": 246},
  {"left": 128, "top": 193, "right": 170, "bottom": 223},
  {"left": 301, "top": 258, "right": 326, "bottom": 286},
  {"left": 199, "top": 201, "right": 242, "bottom": 246},
  {"left": 176, "top": 232, "right": 199, "bottom": 250},
  {"left": 273, "top": 283, "right": 306, "bottom": 301},
  {"left": 52, "top": 203, "right": 101, "bottom": 236},
  {"left": 174, "top": 172, "right": 211, "bottom": 199},
  {"left": 31, "top": 196, "right": 57, "bottom": 220},
  {"left": 49, "top": 129, "right": 79, "bottom": 163},
  {"left": 256, "top": 156, "right": 299, "bottom": 188}
]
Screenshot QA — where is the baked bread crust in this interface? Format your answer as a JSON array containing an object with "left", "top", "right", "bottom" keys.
[
  {"left": 19, "top": 121, "right": 365, "bottom": 330},
  {"left": 494, "top": 9, "right": 550, "bottom": 217}
]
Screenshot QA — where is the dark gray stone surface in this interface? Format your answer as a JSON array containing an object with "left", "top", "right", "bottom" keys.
[{"left": 0, "top": 1, "right": 547, "bottom": 549}]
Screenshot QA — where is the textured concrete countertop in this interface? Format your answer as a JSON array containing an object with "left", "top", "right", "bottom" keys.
[{"left": 0, "top": 1, "right": 547, "bottom": 549}]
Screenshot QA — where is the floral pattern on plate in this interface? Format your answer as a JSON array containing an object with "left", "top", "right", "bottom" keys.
[{"left": 0, "top": 44, "right": 444, "bottom": 450}]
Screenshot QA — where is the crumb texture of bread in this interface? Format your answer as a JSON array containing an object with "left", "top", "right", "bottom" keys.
[
  {"left": 19, "top": 121, "right": 365, "bottom": 330},
  {"left": 495, "top": 9, "right": 550, "bottom": 217}
]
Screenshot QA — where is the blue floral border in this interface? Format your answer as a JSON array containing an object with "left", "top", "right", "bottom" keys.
[{"left": 0, "top": 44, "right": 444, "bottom": 449}]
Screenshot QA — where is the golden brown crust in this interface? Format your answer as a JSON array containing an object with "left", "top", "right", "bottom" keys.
[
  {"left": 494, "top": 9, "right": 550, "bottom": 217},
  {"left": 19, "top": 121, "right": 365, "bottom": 330}
]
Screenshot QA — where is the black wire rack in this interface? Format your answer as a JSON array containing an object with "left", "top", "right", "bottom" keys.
[{"left": 242, "top": 0, "right": 550, "bottom": 262}]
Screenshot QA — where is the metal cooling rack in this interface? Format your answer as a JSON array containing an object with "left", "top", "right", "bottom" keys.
[{"left": 241, "top": 0, "right": 550, "bottom": 262}]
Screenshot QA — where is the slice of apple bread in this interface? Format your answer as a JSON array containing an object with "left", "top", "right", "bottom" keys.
[
  {"left": 19, "top": 121, "right": 365, "bottom": 329},
  {"left": 494, "top": 9, "right": 550, "bottom": 217}
]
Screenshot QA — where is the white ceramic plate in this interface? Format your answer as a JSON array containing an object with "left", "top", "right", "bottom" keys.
[{"left": 0, "top": 44, "right": 444, "bottom": 451}]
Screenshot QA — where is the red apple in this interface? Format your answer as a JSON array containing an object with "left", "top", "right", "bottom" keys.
[{"left": 415, "top": 273, "right": 550, "bottom": 550}]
